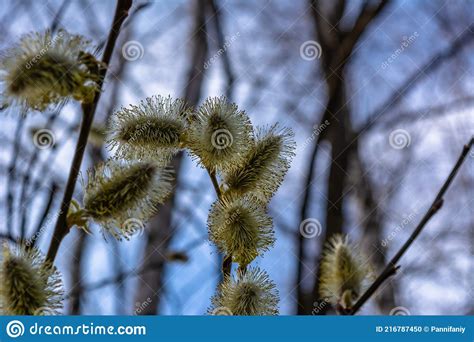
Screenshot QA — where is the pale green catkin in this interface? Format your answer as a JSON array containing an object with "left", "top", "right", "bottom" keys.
[
  {"left": 209, "top": 267, "right": 279, "bottom": 316},
  {"left": 208, "top": 194, "right": 274, "bottom": 267},
  {"left": 186, "top": 96, "right": 254, "bottom": 171},
  {"left": 223, "top": 124, "right": 295, "bottom": 202},
  {"left": 0, "top": 244, "right": 63, "bottom": 315},
  {"left": 82, "top": 160, "right": 173, "bottom": 239},
  {"left": 107, "top": 95, "right": 190, "bottom": 165},
  {"left": 319, "top": 234, "right": 372, "bottom": 310},
  {"left": 0, "top": 29, "right": 102, "bottom": 112}
]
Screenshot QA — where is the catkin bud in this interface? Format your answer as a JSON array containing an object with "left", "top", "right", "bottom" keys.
[
  {"left": 82, "top": 160, "right": 173, "bottom": 239},
  {"left": 208, "top": 195, "right": 274, "bottom": 267},
  {"left": 209, "top": 267, "right": 279, "bottom": 316},
  {"left": 223, "top": 124, "right": 295, "bottom": 202},
  {"left": 186, "top": 96, "right": 253, "bottom": 171},
  {"left": 0, "top": 29, "right": 102, "bottom": 112},
  {"left": 319, "top": 234, "right": 371, "bottom": 311},
  {"left": 0, "top": 244, "right": 63, "bottom": 315},
  {"left": 108, "top": 95, "right": 189, "bottom": 164}
]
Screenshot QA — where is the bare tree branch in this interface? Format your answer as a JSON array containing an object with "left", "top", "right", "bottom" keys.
[
  {"left": 350, "top": 137, "right": 474, "bottom": 314},
  {"left": 47, "top": 0, "right": 133, "bottom": 262}
]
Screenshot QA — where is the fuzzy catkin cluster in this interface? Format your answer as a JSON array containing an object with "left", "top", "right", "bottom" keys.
[
  {"left": 208, "top": 195, "right": 274, "bottom": 267},
  {"left": 82, "top": 161, "right": 174, "bottom": 239},
  {"left": 0, "top": 29, "right": 103, "bottom": 113},
  {"left": 223, "top": 124, "right": 295, "bottom": 202},
  {"left": 108, "top": 96, "right": 190, "bottom": 165},
  {"left": 186, "top": 96, "right": 254, "bottom": 171},
  {"left": 319, "top": 234, "right": 372, "bottom": 311},
  {"left": 108, "top": 95, "right": 295, "bottom": 315},
  {"left": 0, "top": 245, "right": 63, "bottom": 315},
  {"left": 209, "top": 267, "right": 279, "bottom": 316}
]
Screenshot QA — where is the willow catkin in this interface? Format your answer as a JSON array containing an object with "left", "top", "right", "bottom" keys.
[
  {"left": 108, "top": 95, "right": 190, "bottom": 165},
  {"left": 0, "top": 29, "right": 102, "bottom": 112},
  {"left": 209, "top": 267, "right": 279, "bottom": 316},
  {"left": 319, "top": 234, "right": 372, "bottom": 310},
  {"left": 186, "top": 96, "right": 253, "bottom": 171},
  {"left": 0, "top": 244, "right": 63, "bottom": 315},
  {"left": 208, "top": 194, "right": 274, "bottom": 267},
  {"left": 82, "top": 160, "right": 173, "bottom": 239},
  {"left": 223, "top": 124, "right": 295, "bottom": 202}
]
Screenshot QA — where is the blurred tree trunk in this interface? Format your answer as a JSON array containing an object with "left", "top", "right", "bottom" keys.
[
  {"left": 352, "top": 145, "right": 396, "bottom": 314},
  {"left": 134, "top": 0, "right": 209, "bottom": 314},
  {"left": 296, "top": 0, "right": 390, "bottom": 314}
]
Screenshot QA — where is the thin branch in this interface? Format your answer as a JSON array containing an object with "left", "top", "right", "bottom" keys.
[
  {"left": 208, "top": 0, "right": 235, "bottom": 100},
  {"left": 367, "top": 96, "right": 474, "bottom": 132},
  {"left": 66, "top": 236, "right": 206, "bottom": 298},
  {"left": 206, "top": 167, "right": 222, "bottom": 198},
  {"left": 205, "top": 166, "right": 232, "bottom": 278},
  {"left": 50, "top": 0, "right": 71, "bottom": 33},
  {"left": 7, "top": 119, "right": 25, "bottom": 237},
  {"left": 350, "top": 137, "right": 474, "bottom": 314},
  {"left": 357, "top": 23, "right": 474, "bottom": 136},
  {"left": 338, "top": 0, "right": 390, "bottom": 60},
  {"left": 30, "top": 182, "right": 58, "bottom": 249},
  {"left": 0, "top": 233, "right": 17, "bottom": 244},
  {"left": 19, "top": 107, "right": 63, "bottom": 240},
  {"left": 46, "top": 0, "right": 133, "bottom": 263}
]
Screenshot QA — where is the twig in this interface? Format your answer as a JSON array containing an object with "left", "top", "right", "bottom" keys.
[
  {"left": 7, "top": 119, "right": 25, "bottom": 237},
  {"left": 208, "top": 0, "right": 235, "bottom": 100},
  {"left": 350, "top": 137, "right": 474, "bottom": 314},
  {"left": 205, "top": 166, "right": 232, "bottom": 278},
  {"left": 19, "top": 108, "right": 63, "bottom": 239},
  {"left": 206, "top": 167, "right": 222, "bottom": 198},
  {"left": 357, "top": 23, "right": 474, "bottom": 137},
  {"left": 66, "top": 236, "right": 206, "bottom": 298},
  {"left": 46, "top": 0, "right": 133, "bottom": 263},
  {"left": 29, "top": 182, "right": 58, "bottom": 249}
]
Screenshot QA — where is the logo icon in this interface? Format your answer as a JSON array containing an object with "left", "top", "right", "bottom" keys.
[
  {"left": 211, "top": 129, "right": 233, "bottom": 150},
  {"left": 389, "top": 306, "right": 411, "bottom": 316},
  {"left": 299, "top": 218, "right": 322, "bottom": 238},
  {"left": 389, "top": 129, "right": 411, "bottom": 149},
  {"left": 300, "top": 40, "right": 322, "bottom": 61},
  {"left": 6, "top": 320, "right": 25, "bottom": 338},
  {"left": 122, "top": 40, "right": 144, "bottom": 61},
  {"left": 33, "top": 129, "right": 55, "bottom": 149}
]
